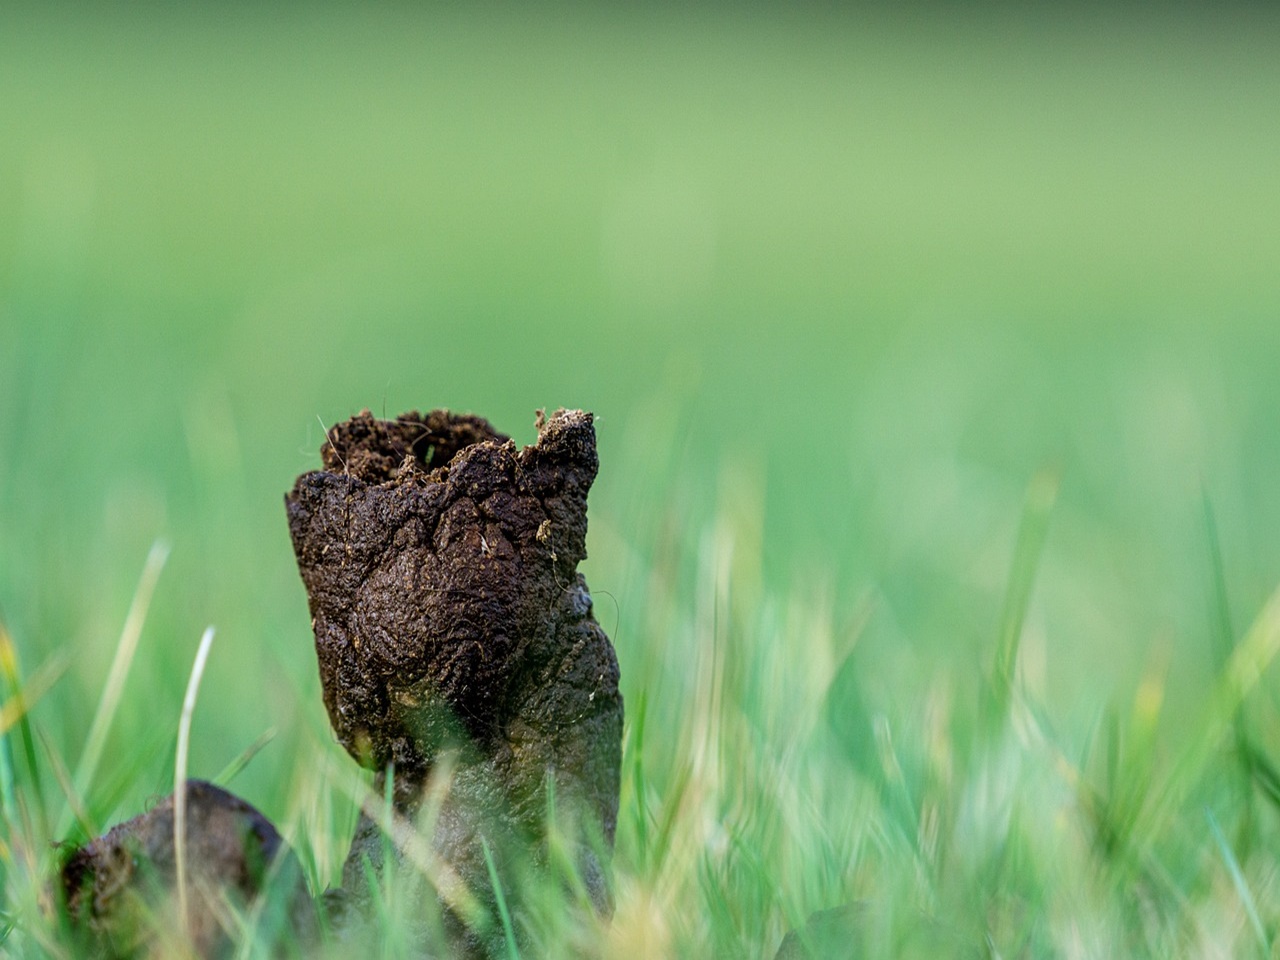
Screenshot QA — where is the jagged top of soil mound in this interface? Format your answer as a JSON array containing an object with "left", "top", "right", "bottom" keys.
[{"left": 320, "top": 409, "right": 509, "bottom": 482}]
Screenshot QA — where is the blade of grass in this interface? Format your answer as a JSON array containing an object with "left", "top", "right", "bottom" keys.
[
  {"left": 1206, "top": 807, "right": 1269, "bottom": 955},
  {"left": 1204, "top": 493, "right": 1256, "bottom": 848},
  {"left": 989, "top": 469, "right": 1059, "bottom": 721},
  {"left": 628, "top": 690, "right": 650, "bottom": 864},
  {"left": 86, "top": 726, "right": 172, "bottom": 830},
  {"left": 541, "top": 778, "right": 592, "bottom": 911},
  {"left": 1246, "top": 742, "right": 1280, "bottom": 812},
  {"left": 406, "top": 750, "right": 460, "bottom": 948},
  {"left": 0, "top": 651, "right": 70, "bottom": 736},
  {"left": 37, "top": 729, "right": 95, "bottom": 842},
  {"left": 0, "top": 625, "right": 62, "bottom": 840},
  {"left": 0, "top": 696, "right": 17, "bottom": 835},
  {"left": 328, "top": 762, "right": 488, "bottom": 930},
  {"left": 213, "top": 727, "right": 277, "bottom": 787},
  {"left": 383, "top": 763, "right": 395, "bottom": 908},
  {"left": 230, "top": 819, "right": 313, "bottom": 960},
  {"left": 647, "top": 758, "right": 692, "bottom": 878},
  {"left": 481, "top": 835, "right": 520, "bottom": 960},
  {"left": 1204, "top": 495, "right": 1237, "bottom": 668},
  {"left": 175, "top": 625, "right": 217, "bottom": 938},
  {"left": 873, "top": 714, "right": 920, "bottom": 849},
  {"left": 74, "top": 540, "right": 169, "bottom": 801},
  {"left": 1137, "top": 579, "right": 1280, "bottom": 850}
]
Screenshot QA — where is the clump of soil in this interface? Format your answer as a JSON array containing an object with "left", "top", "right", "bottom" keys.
[
  {"left": 61, "top": 779, "right": 314, "bottom": 959},
  {"left": 286, "top": 407, "right": 623, "bottom": 947}
]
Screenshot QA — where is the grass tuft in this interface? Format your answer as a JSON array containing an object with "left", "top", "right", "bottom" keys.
[{"left": 7, "top": 463, "right": 1280, "bottom": 957}]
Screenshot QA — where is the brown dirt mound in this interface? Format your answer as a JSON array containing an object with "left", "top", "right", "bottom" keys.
[{"left": 286, "top": 406, "right": 623, "bottom": 949}]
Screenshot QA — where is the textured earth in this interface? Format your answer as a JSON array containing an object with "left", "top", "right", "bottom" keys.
[{"left": 286, "top": 407, "right": 623, "bottom": 952}]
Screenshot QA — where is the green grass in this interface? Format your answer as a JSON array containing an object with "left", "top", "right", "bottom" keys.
[{"left": 4, "top": 3, "right": 1280, "bottom": 956}]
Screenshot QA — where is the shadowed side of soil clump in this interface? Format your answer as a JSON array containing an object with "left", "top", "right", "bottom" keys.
[
  {"left": 286, "top": 407, "right": 623, "bottom": 953},
  {"left": 61, "top": 779, "right": 314, "bottom": 959}
]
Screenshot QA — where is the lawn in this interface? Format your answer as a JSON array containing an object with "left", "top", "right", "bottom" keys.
[{"left": 3, "top": 4, "right": 1280, "bottom": 955}]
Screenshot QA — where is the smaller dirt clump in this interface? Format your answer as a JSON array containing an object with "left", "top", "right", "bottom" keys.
[{"left": 61, "top": 779, "right": 314, "bottom": 959}]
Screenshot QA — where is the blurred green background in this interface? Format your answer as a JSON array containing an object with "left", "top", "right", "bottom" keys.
[{"left": 2, "top": 3, "right": 1280, "bottom": 832}]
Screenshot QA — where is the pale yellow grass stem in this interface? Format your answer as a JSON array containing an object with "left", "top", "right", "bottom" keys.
[{"left": 175, "top": 625, "right": 217, "bottom": 938}]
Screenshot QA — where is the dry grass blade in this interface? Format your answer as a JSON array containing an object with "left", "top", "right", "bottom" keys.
[
  {"left": 327, "top": 763, "right": 487, "bottom": 929},
  {"left": 175, "top": 625, "right": 217, "bottom": 938}
]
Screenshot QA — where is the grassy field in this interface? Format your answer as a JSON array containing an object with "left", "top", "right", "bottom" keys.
[{"left": 3, "top": 4, "right": 1280, "bottom": 955}]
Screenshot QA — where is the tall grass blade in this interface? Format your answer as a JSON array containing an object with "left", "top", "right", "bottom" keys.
[
  {"left": 1204, "top": 495, "right": 1236, "bottom": 668},
  {"left": 0, "top": 624, "right": 58, "bottom": 838},
  {"left": 481, "top": 835, "right": 520, "bottom": 960},
  {"left": 38, "top": 729, "right": 94, "bottom": 842},
  {"left": 990, "top": 469, "right": 1059, "bottom": 721},
  {"left": 229, "top": 820, "right": 313, "bottom": 960},
  {"left": 0, "top": 650, "right": 69, "bottom": 736},
  {"left": 74, "top": 540, "right": 169, "bottom": 802},
  {"left": 628, "top": 690, "right": 650, "bottom": 864},
  {"left": 328, "top": 764, "right": 487, "bottom": 930},
  {"left": 175, "top": 625, "right": 217, "bottom": 937},
  {"left": 648, "top": 759, "right": 692, "bottom": 878},
  {"left": 382, "top": 763, "right": 395, "bottom": 907},
  {"left": 1206, "top": 807, "right": 1269, "bottom": 954},
  {"left": 86, "top": 726, "right": 171, "bottom": 830},
  {"left": 826, "top": 646, "right": 880, "bottom": 781},
  {"left": 1139, "top": 580, "right": 1280, "bottom": 849},
  {"left": 213, "top": 727, "right": 277, "bottom": 787},
  {"left": 1247, "top": 743, "right": 1280, "bottom": 812},
  {"left": 1203, "top": 493, "right": 1256, "bottom": 846}
]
